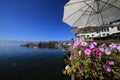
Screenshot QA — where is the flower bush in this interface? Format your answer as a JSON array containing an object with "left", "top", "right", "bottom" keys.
[{"left": 63, "top": 40, "right": 120, "bottom": 80}]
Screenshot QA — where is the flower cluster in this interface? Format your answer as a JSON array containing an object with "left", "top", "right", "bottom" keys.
[{"left": 63, "top": 41, "right": 120, "bottom": 79}]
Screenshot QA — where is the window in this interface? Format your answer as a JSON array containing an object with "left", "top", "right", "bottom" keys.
[
  {"left": 81, "top": 35, "right": 85, "bottom": 38},
  {"left": 96, "top": 31, "right": 99, "bottom": 33},
  {"left": 104, "top": 29, "right": 106, "bottom": 32},
  {"left": 117, "top": 26, "right": 120, "bottom": 31},
  {"left": 102, "top": 29, "right": 105, "bottom": 32},
  {"left": 111, "top": 27, "right": 113, "bottom": 28},
  {"left": 87, "top": 35, "right": 89, "bottom": 37},
  {"left": 92, "top": 34, "right": 94, "bottom": 36},
  {"left": 102, "top": 29, "right": 104, "bottom": 32},
  {"left": 103, "top": 29, "right": 107, "bottom": 32},
  {"left": 102, "top": 34, "right": 105, "bottom": 36},
  {"left": 106, "top": 27, "right": 109, "bottom": 32},
  {"left": 107, "top": 33, "right": 109, "bottom": 36}
]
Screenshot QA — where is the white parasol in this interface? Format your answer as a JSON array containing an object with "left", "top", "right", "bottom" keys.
[{"left": 63, "top": 0, "right": 120, "bottom": 28}]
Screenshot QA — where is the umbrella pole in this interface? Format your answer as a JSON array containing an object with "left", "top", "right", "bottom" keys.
[
  {"left": 70, "top": 39, "right": 75, "bottom": 80},
  {"left": 71, "top": 73, "right": 75, "bottom": 80}
]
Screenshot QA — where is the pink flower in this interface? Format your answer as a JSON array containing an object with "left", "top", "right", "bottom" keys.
[
  {"left": 103, "top": 66, "right": 111, "bottom": 73},
  {"left": 109, "top": 43, "right": 117, "bottom": 49},
  {"left": 108, "top": 61, "right": 115, "bottom": 65},
  {"left": 96, "top": 49, "right": 102, "bottom": 57},
  {"left": 81, "top": 41, "right": 87, "bottom": 46},
  {"left": 78, "top": 40, "right": 82, "bottom": 46},
  {"left": 73, "top": 41, "right": 78, "bottom": 49},
  {"left": 84, "top": 48, "right": 91, "bottom": 56},
  {"left": 73, "top": 40, "right": 83, "bottom": 49},
  {"left": 105, "top": 48, "right": 111, "bottom": 55},
  {"left": 99, "top": 47, "right": 104, "bottom": 52},
  {"left": 106, "top": 66, "right": 111, "bottom": 72},
  {"left": 102, "top": 43, "right": 106, "bottom": 47},
  {"left": 91, "top": 48, "right": 97, "bottom": 52},
  {"left": 78, "top": 68, "right": 82, "bottom": 73},
  {"left": 93, "top": 42, "right": 97, "bottom": 46},
  {"left": 117, "top": 45, "right": 120, "bottom": 50},
  {"left": 89, "top": 44, "right": 95, "bottom": 49}
]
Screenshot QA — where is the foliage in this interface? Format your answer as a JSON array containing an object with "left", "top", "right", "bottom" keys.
[
  {"left": 63, "top": 40, "right": 120, "bottom": 80},
  {"left": 21, "top": 41, "right": 59, "bottom": 49},
  {"left": 38, "top": 41, "right": 58, "bottom": 48}
]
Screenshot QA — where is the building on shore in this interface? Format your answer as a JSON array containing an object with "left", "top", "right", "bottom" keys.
[{"left": 72, "top": 21, "right": 120, "bottom": 41}]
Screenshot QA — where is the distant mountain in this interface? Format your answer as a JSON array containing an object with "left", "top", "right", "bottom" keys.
[
  {"left": 0, "top": 40, "right": 33, "bottom": 45},
  {"left": 58, "top": 40, "right": 70, "bottom": 43},
  {"left": 0, "top": 40, "right": 71, "bottom": 45}
]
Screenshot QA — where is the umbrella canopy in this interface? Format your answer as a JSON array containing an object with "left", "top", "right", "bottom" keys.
[{"left": 63, "top": 0, "right": 120, "bottom": 28}]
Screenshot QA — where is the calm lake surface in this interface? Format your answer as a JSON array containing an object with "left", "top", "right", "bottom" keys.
[{"left": 0, "top": 42, "right": 70, "bottom": 80}]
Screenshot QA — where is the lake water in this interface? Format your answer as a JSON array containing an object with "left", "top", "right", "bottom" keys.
[{"left": 0, "top": 42, "right": 70, "bottom": 80}]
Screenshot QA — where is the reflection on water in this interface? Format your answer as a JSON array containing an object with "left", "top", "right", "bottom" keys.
[{"left": 0, "top": 43, "right": 70, "bottom": 80}]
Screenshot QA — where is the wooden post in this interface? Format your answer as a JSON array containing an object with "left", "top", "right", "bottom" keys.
[
  {"left": 71, "top": 73, "right": 75, "bottom": 80},
  {"left": 70, "top": 38, "right": 74, "bottom": 52},
  {"left": 70, "top": 38, "right": 75, "bottom": 80}
]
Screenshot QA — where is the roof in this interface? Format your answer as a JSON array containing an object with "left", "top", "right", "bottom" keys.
[
  {"left": 71, "top": 24, "right": 120, "bottom": 34},
  {"left": 71, "top": 26, "right": 105, "bottom": 34}
]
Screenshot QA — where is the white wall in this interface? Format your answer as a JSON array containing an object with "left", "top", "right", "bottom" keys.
[{"left": 77, "top": 26, "right": 120, "bottom": 40}]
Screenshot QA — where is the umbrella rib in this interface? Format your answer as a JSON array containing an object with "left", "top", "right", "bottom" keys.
[
  {"left": 99, "top": 11, "right": 104, "bottom": 26},
  {"left": 100, "top": 0, "right": 110, "bottom": 12},
  {"left": 96, "top": 0, "right": 100, "bottom": 26},
  {"left": 97, "top": 13, "right": 100, "bottom": 26},
  {"left": 84, "top": 1, "right": 97, "bottom": 13},
  {"left": 100, "top": 0, "right": 120, "bottom": 10},
  {"left": 64, "top": 1, "right": 93, "bottom": 20},
  {"left": 72, "top": 5, "right": 90, "bottom": 27},
  {"left": 85, "top": 1, "right": 95, "bottom": 27}
]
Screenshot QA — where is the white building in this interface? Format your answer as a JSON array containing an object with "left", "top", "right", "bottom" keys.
[{"left": 73, "top": 22, "right": 120, "bottom": 41}]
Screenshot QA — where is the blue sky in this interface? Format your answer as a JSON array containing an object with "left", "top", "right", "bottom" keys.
[{"left": 0, "top": 0, "right": 76, "bottom": 41}]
